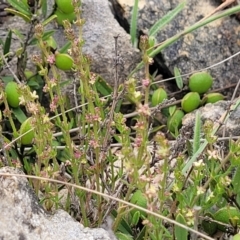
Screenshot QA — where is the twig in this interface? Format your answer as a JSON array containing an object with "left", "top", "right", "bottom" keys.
[
  {"left": 99, "top": 35, "right": 124, "bottom": 161},
  {"left": 200, "top": 0, "right": 236, "bottom": 22},
  {"left": 222, "top": 76, "right": 240, "bottom": 139},
  {"left": 0, "top": 49, "right": 21, "bottom": 84},
  {"left": 16, "top": 15, "right": 36, "bottom": 81}
]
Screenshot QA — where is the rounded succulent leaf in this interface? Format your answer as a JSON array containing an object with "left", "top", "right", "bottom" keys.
[
  {"left": 5, "top": 81, "right": 20, "bottom": 108},
  {"left": 189, "top": 72, "right": 213, "bottom": 94},
  {"left": 181, "top": 92, "right": 200, "bottom": 113}
]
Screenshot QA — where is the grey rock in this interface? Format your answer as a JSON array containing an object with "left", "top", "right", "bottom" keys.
[
  {"left": 0, "top": 0, "right": 142, "bottom": 86},
  {"left": 182, "top": 100, "right": 240, "bottom": 137},
  {"left": 110, "top": 0, "right": 240, "bottom": 96},
  {"left": 0, "top": 167, "right": 115, "bottom": 240},
  {"left": 81, "top": 0, "right": 142, "bottom": 85},
  {"left": 53, "top": 0, "right": 142, "bottom": 99}
]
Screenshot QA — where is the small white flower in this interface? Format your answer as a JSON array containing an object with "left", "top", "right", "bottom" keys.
[
  {"left": 206, "top": 191, "right": 214, "bottom": 202},
  {"left": 43, "top": 114, "right": 50, "bottom": 124},
  {"left": 197, "top": 186, "right": 205, "bottom": 195},
  {"left": 30, "top": 90, "right": 39, "bottom": 100},
  {"left": 134, "top": 91, "right": 141, "bottom": 99},
  {"left": 193, "top": 159, "right": 205, "bottom": 168},
  {"left": 221, "top": 176, "right": 231, "bottom": 186},
  {"left": 207, "top": 149, "right": 219, "bottom": 160},
  {"left": 19, "top": 96, "right": 26, "bottom": 105}
]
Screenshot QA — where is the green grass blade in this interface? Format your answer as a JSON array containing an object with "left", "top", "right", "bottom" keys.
[
  {"left": 232, "top": 166, "right": 240, "bottom": 194},
  {"left": 149, "top": 1, "right": 186, "bottom": 37},
  {"left": 150, "top": 4, "right": 240, "bottom": 57},
  {"left": 12, "top": 107, "right": 27, "bottom": 124},
  {"left": 6, "top": 0, "right": 31, "bottom": 16},
  {"left": 41, "top": 0, "right": 48, "bottom": 18},
  {"left": 4, "top": 8, "right": 31, "bottom": 22},
  {"left": 3, "top": 30, "right": 12, "bottom": 55},
  {"left": 174, "top": 213, "right": 188, "bottom": 240},
  {"left": 130, "top": 4, "right": 240, "bottom": 76},
  {"left": 130, "top": 0, "right": 139, "bottom": 47},
  {"left": 42, "top": 14, "right": 57, "bottom": 26},
  {"left": 192, "top": 110, "right": 201, "bottom": 155},
  {"left": 59, "top": 41, "right": 71, "bottom": 53}
]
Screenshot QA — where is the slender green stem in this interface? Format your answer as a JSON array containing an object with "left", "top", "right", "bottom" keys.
[{"left": 112, "top": 186, "right": 133, "bottom": 231}]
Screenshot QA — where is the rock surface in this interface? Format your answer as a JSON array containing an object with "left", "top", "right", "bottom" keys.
[
  {"left": 81, "top": 0, "right": 142, "bottom": 85},
  {"left": 0, "top": 0, "right": 142, "bottom": 86},
  {"left": 182, "top": 100, "right": 240, "bottom": 137},
  {"left": 110, "top": 0, "right": 240, "bottom": 96},
  {"left": 0, "top": 167, "right": 115, "bottom": 240}
]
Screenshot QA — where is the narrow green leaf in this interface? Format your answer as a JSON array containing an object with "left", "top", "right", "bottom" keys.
[
  {"left": 94, "top": 78, "right": 113, "bottom": 96},
  {"left": 113, "top": 134, "right": 122, "bottom": 143},
  {"left": 41, "top": 30, "right": 56, "bottom": 40},
  {"left": 1, "top": 76, "right": 14, "bottom": 83},
  {"left": 4, "top": 8, "right": 31, "bottom": 22},
  {"left": 130, "top": 0, "right": 139, "bottom": 47},
  {"left": 115, "top": 99, "right": 123, "bottom": 113},
  {"left": 11, "top": 29, "right": 25, "bottom": 42},
  {"left": 169, "top": 106, "right": 176, "bottom": 116},
  {"left": 174, "top": 67, "right": 183, "bottom": 89},
  {"left": 111, "top": 210, "right": 133, "bottom": 235},
  {"left": 42, "top": 14, "right": 57, "bottom": 26},
  {"left": 3, "top": 30, "right": 12, "bottom": 55},
  {"left": 148, "top": 35, "right": 156, "bottom": 47},
  {"left": 232, "top": 166, "right": 240, "bottom": 194},
  {"left": 59, "top": 79, "right": 71, "bottom": 88},
  {"left": 174, "top": 213, "right": 188, "bottom": 240},
  {"left": 135, "top": 226, "right": 146, "bottom": 240},
  {"left": 12, "top": 107, "right": 27, "bottom": 124},
  {"left": 115, "top": 232, "right": 134, "bottom": 240},
  {"left": 6, "top": 0, "right": 31, "bottom": 16},
  {"left": 131, "top": 211, "right": 140, "bottom": 226},
  {"left": 59, "top": 41, "right": 71, "bottom": 53},
  {"left": 41, "top": 0, "right": 48, "bottom": 18},
  {"left": 150, "top": 124, "right": 165, "bottom": 134},
  {"left": 29, "top": 30, "right": 55, "bottom": 45},
  {"left": 23, "top": 157, "right": 33, "bottom": 174},
  {"left": 149, "top": 1, "right": 186, "bottom": 37},
  {"left": 192, "top": 110, "right": 201, "bottom": 155},
  {"left": 27, "top": 79, "right": 40, "bottom": 88},
  {"left": 186, "top": 139, "right": 193, "bottom": 156}
]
